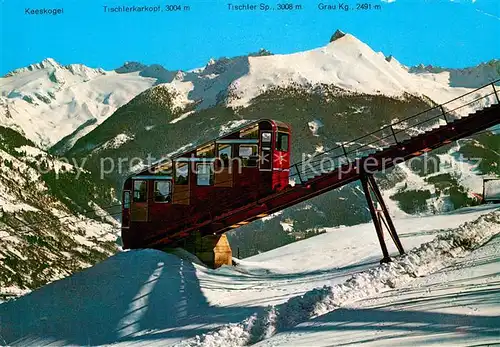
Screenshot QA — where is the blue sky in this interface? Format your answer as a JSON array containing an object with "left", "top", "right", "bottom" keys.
[{"left": 1, "top": 0, "right": 499, "bottom": 75}]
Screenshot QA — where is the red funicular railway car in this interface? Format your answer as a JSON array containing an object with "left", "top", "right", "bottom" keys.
[{"left": 122, "top": 119, "right": 291, "bottom": 249}]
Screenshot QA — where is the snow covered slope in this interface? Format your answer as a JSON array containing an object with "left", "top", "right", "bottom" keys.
[
  {"left": 257, "top": 231, "right": 500, "bottom": 346},
  {"left": 1, "top": 204, "right": 499, "bottom": 346},
  {"left": 0, "top": 59, "right": 157, "bottom": 149}
]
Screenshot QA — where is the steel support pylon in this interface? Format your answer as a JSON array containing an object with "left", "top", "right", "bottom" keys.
[{"left": 360, "top": 174, "right": 405, "bottom": 263}]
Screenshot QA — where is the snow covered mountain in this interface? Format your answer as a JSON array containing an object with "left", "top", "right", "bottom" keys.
[
  {"left": 0, "top": 59, "right": 158, "bottom": 150},
  {"left": 2, "top": 32, "right": 497, "bottom": 153},
  {"left": 0, "top": 126, "right": 119, "bottom": 298},
  {"left": 410, "top": 59, "right": 500, "bottom": 88},
  {"left": 226, "top": 32, "right": 481, "bottom": 108},
  {"left": 66, "top": 31, "right": 499, "bottom": 158}
]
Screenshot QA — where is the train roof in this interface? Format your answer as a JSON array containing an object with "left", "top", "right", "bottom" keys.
[{"left": 127, "top": 119, "right": 290, "bottom": 180}]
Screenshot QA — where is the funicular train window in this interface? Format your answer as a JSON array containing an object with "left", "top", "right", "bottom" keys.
[
  {"left": 196, "top": 163, "right": 214, "bottom": 186},
  {"left": 217, "top": 144, "right": 232, "bottom": 166},
  {"left": 124, "top": 191, "right": 131, "bottom": 208},
  {"left": 175, "top": 162, "right": 189, "bottom": 185},
  {"left": 133, "top": 180, "right": 147, "bottom": 203},
  {"left": 240, "top": 124, "right": 259, "bottom": 139},
  {"left": 276, "top": 132, "right": 289, "bottom": 152},
  {"left": 154, "top": 161, "right": 172, "bottom": 175},
  {"left": 261, "top": 132, "right": 272, "bottom": 144},
  {"left": 239, "top": 144, "right": 258, "bottom": 167},
  {"left": 154, "top": 181, "right": 172, "bottom": 203},
  {"left": 196, "top": 143, "right": 215, "bottom": 158}
]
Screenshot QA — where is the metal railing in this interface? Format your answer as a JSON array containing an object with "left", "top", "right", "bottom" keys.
[{"left": 289, "top": 79, "right": 500, "bottom": 184}]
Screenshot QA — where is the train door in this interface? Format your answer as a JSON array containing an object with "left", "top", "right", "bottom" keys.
[
  {"left": 122, "top": 190, "right": 131, "bottom": 228},
  {"left": 131, "top": 179, "right": 148, "bottom": 221},
  {"left": 215, "top": 142, "right": 233, "bottom": 187},
  {"left": 259, "top": 130, "right": 272, "bottom": 171},
  {"left": 272, "top": 128, "right": 291, "bottom": 190},
  {"left": 173, "top": 160, "right": 190, "bottom": 204}
]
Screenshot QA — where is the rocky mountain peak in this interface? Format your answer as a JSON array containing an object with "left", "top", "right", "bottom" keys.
[
  {"left": 4, "top": 58, "right": 62, "bottom": 77},
  {"left": 40, "top": 58, "right": 60, "bottom": 68},
  {"left": 206, "top": 58, "right": 216, "bottom": 66},
  {"left": 115, "top": 61, "right": 148, "bottom": 74},
  {"left": 174, "top": 70, "right": 186, "bottom": 81},
  {"left": 330, "top": 29, "right": 346, "bottom": 42},
  {"left": 249, "top": 48, "right": 273, "bottom": 57}
]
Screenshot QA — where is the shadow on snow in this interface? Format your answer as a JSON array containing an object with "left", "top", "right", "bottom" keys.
[{"left": 0, "top": 250, "right": 255, "bottom": 346}]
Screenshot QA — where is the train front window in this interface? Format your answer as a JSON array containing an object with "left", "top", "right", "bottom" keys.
[
  {"left": 196, "top": 163, "right": 214, "bottom": 186},
  {"left": 239, "top": 144, "right": 258, "bottom": 167},
  {"left": 276, "top": 132, "right": 289, "bottom": 152},
  {"left": 154, "top": 181, "right": 172, "bottom": 203},
  {"left": 133, "top": 180, "right": 147, "bottom": 203},
  {"left": 217, "top": 144, "right": 232, "bottom": 166},
  {"left": 261, "top": 132, "right": 272, "bottom": 144},
  {"left": 175, "top": 162, "right": 189, "bottom": 185}
]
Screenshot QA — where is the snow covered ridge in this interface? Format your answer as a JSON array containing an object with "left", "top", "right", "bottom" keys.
[
  {"left": 3, "top": 32, "right": 497, "bottom": 151},
  {"left": 410, "top": 59, "right": 500, "bottom": 88},
  {"left": 226, "top": 33, "right": 485, "bottom": 109},
  {"left": 179, "top": 211, "right": 500, "bottom": 347},
  {"left": 0, "top": 58, "right": 157, "bottom": 148}
]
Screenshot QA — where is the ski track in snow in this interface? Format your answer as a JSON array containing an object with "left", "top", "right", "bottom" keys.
[{"left": 177, "top": 210, "right": 500, "bottom": 347}]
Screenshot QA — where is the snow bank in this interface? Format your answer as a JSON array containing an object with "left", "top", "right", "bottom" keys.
[{"left": 178, "top": 211, "right": 500, "bottom": 346}]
